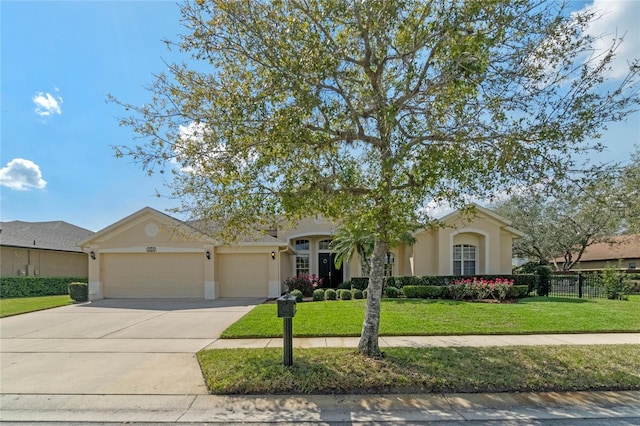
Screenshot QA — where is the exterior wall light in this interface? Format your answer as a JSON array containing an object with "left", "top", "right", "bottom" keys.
[
  {"left": 205, "top": 250, "right": 211, "bottom": 260},
  {"left": 90, "top": 251, "right": 96, "bottom": 260},
  {"left": 271, "top": 251, "right": 276, "bottom": 260}
]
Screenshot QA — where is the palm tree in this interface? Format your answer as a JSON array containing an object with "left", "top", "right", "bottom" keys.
[{"left": 331, "top": 222, "right": 374, "bottom": 277}]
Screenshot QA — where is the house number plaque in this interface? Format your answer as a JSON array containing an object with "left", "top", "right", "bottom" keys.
[{"left": 146, "top": 246, "right": 157, "bottom": 253}]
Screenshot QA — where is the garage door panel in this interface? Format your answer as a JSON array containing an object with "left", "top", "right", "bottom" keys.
[
  {"left": 103, "top": 253, "right": 203, "bottom": 298},
  {"left": 217, "top": 254, "right": 268, "bottom": 298}
]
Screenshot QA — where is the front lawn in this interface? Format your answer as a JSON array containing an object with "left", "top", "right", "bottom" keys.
[
  {"left": 221, "top": 296, "right": 640, "bottom": 338},
  {"left": 198, "top": 344, "right": 640, "bottom": 394},
  {"left": 0, "top": 295, "right": 73, "bottom": 318}
]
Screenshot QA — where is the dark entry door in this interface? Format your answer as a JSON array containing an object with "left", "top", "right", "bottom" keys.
[{"left": 318, "top": 253, "right": 343, "bottom": 288}]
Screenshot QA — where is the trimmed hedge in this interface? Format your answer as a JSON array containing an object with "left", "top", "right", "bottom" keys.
[
  {"left": 290, "top": 289, "right": 304, "bottom": 302},
  {"left": 68, "top": 282, "right": 89, "bottom": 302},
  {"left": 0, "top": 277, "right": 87, "bottom": 299},
  {"left": 509, "top": 285, "right": 529, "bottom": 299},
  {"left": 402, "top": 285, "right": 444, "bottom": 299},
  {"left": 312, "top": 288, "right": 325, "bottom": 301},
  {"left": 350, "top": 277, "right": 369, "bottom": 290},
  {"left": 339, "top": 289, "right": 352, "bottom": 300},
  {"left": 325, "top": 288, "right": 337, "bottom": 300},
  {"left": 389, "top": 274, "right": 537, "bottom": 289},
  {"left": 402, "top": 284, "right": 529, "bottom": 300}
]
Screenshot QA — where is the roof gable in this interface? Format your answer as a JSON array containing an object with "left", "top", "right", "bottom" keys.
[
  {"left": 0, "top": 220, "right": 94, "bottom": 252},
  {"left": 430, "top": 204, "right": 524, "bottom": 237}
]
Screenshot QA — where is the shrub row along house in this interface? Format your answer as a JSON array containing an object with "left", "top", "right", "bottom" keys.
[{"left": 78, "top": 205, "right": 523, "bottom": 300}]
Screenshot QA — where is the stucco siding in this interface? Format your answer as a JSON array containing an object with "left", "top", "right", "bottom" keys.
[
  {"left": 102, "top": 253, "right": 204, "bottom": 298},
  {"left": 217, "top": 253, "right": 269, "bottom": 297},
  {"left": 0, "top": 246, "right": 88, "bottom": 278}
]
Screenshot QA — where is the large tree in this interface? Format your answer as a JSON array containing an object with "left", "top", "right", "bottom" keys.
[
  {"left": 494, "top": 171, "right": 628, "bottom": 271},
  {"left": 112, "top": 0, "right": 639, "bottom": 357}
]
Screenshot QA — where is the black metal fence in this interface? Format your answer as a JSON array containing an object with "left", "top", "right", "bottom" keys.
[{"left": 548, "top": 273, "right": 604, "bottom": 299}]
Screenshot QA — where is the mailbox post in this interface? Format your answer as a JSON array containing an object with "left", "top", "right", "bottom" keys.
[{"left": 276, "top": 293, "right": 297, "bottom": 367}]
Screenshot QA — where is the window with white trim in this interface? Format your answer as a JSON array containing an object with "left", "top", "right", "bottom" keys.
[
  {"left": 296, "top": 255, "right": 310, "bottom": 276},
  {"left": 453, "top": 244, "right": 476, "bottom": 275},
  {"left": 295, "top": 239, "right": 310, "bottom": 276}
]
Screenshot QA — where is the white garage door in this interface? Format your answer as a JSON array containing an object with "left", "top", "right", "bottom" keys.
[
  {"left": 217, "top": 253, "right": 268, "bottom": 298},
  {"left": 103, "top": 253, "right": 204, "bottom": 298}
]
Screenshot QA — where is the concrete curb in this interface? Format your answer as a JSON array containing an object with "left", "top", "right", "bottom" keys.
[{"left": 2, "top": 391, "right": 639, "bottom": 423}]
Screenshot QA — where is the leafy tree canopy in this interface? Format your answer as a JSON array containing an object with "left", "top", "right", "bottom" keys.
[{"left": 111, "top": 0, "right": 639, "bottom": 356}]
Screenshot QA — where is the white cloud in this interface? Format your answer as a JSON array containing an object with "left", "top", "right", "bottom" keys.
[
  {"left": 33, "top": 91, "right": 63, "bottom": 117},
  {"left": 580, "top": 0, "right": 640, "bottom": 79},
  {"left": 0, "top": 158, "right": 47, "bottom": 190}
]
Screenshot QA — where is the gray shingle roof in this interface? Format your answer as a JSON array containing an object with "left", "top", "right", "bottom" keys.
[{"left": 0, "top": 221, "right": 95, "bottom": 253}]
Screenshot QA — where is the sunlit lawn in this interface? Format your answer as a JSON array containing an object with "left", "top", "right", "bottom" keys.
[
  {"left": 0, "top": 295, "right": 73, "bottom": 318},
  {"left": 198, "top": 344, "right": 640, "bottom": 394},
  {"left": 221, "top": 295, "right": 640, "bottom": 338}
]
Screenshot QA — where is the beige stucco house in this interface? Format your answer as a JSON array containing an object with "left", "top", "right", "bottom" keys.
[
  {"left": 1, "top": 220, "right": 93, "bottom": 278},
  {"left": 568, "top": 234, "right": 640, "bottom": 272},
  {"left": 79, "top": 205, "right": 522, "bottom": 300}
]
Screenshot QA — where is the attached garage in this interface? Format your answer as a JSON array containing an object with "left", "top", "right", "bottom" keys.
[
  {"left": 80, "top": 207, "right": 286, "bottom": 301},
  {"left": 103, "top": 253, "right": 204, "bottom": 298},
  {"left": 217, "top": 253, "right": 269, "bottom": 298}
]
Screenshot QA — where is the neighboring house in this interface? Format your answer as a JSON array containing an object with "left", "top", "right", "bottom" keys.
[
  {"left": 0, "top": 220, "right": 94, "bottom": 278},
  {"left": 570, "top": 234, "right": 640, "bottom": 272},
  {"left": 79, "top": 205, "right": 522, "bottom": 300}
]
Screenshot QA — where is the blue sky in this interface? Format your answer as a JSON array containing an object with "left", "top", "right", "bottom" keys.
[{"left": 1, "top": 1, "right": 639, "bottom": 232}]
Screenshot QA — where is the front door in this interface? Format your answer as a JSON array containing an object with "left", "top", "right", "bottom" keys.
[{"left": 318, "top": 253, "right": 343, "bottom": 288}]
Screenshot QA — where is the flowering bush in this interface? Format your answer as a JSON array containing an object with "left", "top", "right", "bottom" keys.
[
  {"left": 447, "top": 277, "right": 514, "bottom": 302},
  {"left": 284, "top": 274, "right": 322, "bottom": 297}
]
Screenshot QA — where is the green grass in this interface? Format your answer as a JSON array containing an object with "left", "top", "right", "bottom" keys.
[
  {"left": 221, "top": 296, "right": 640, "bottom": 338},
  {"left": 0, "top": 295, "right": 74, "bottom": 317},
  {"left": 198, "top": 344, "right": 640, "bottom": 394}
]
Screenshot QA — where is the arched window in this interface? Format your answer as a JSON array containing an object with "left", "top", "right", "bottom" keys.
[{"left": 453, "top": 244, "right": 476, "bottom": 275}]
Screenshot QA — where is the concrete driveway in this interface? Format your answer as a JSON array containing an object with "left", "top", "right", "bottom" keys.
[{"left": 0, "top": 298, "right": 263, "bottom": 395}]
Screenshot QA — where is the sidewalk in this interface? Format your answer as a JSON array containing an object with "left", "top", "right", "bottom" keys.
[
  {"left": 2, "top": 391, "right": 639, "bottom": 423},
  {"left": 204, "top": 332, "right": 640, "bottom": 349},
  {"left": 2, "top": 333, "right": 639, "bottom": 424}
]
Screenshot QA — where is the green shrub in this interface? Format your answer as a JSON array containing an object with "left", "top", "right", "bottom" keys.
[
  {"left": 363, "top": 288, "right": 368, "bottom": 298},
  {"left": 284, "top": 275, "right": 322, "bottom": 297},
  {"left": 384, "top": 276, "right": 396, "bottom": 289},
  {"left": 352, "top": 289, "right": 363, "bottom": 299},
  {"left": 508, "top": 285, "right": 529, "bottom": 299},
  {"left": 312, "top": 288, "right": 325, "bottom": 302},
  {"left": 337, "top": 281, "right": 352, "bottom": 290},
  {"left": 350, "top": 277, "right": 369, "bottom": 290},
  {"left": 394, "top": 276, "right": 418, "bottom": 288},
  {"left": 598, "top": 264, "right": 630, "bottom": 300},
  {"left": 402, "top": 285, "right": 443, "bottom": 299},
  {"left": 534, "top": 266, "right": 551, "bottom": 296},
  {"left": 68, "top": 282, "right": 88, "bottom": 302},
  {"left": 385, "top": 286, "right": 399, "bottom": 298},
  {"left": 325, "top": 288, "right": 337, "bottom": 300},
  {"left": 339, "top": 289, "right": 352, "bottom": 300},
  {"left": 0, "top": 277, "right": 87, "bottom": 299},
  {"left": 290, "top": 289, "right": 304, "bottom": 302}
]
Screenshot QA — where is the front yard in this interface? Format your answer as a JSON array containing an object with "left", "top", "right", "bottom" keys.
[
  {"left": 203, "top": 296, "right": 640, "bottom": 394},
  {"left": 221, "top": 296, "right": 640, "bottom": 338},
  {"left": 0, "top": 295, "right": 73, "bottom": 318},
  {"left": 198, "top": 344, "right": 640, "bottom": 394}
]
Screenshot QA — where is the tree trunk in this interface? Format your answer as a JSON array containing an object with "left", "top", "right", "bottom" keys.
[{"left": 358, "top": 238, "right": 388, "bottom": 357}]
